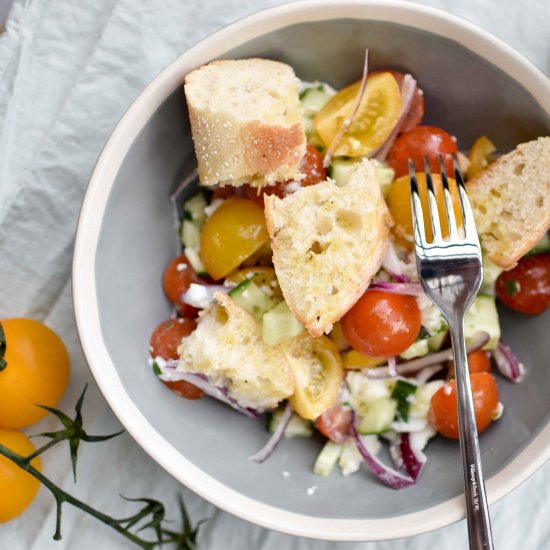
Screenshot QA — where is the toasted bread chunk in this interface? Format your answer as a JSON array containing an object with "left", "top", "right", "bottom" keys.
[
  {"left": 184, "top": 59, "right": 306, "bottom": 188},
  {"left": 177, "top": 292, "right": 294, "bottom": 410},
  {"left": 265, "top": 160, "right": 392, "bottom": 337},
  {"left": 467, "top": 137, "right": 550, "bottom": 269}
]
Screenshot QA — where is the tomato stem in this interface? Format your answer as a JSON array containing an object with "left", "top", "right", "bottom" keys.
[{"left": 0, "top": 387, "right": 204, "bottom": 549}]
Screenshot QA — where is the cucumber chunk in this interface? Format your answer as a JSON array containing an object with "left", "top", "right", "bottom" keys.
[
  {"left": 527, "top": 233, "right": 550, "bottom": 255},
  {"left": 228, "top": 280, "right": 275, "bottom": 321},
  {"left": 358, "top": 398, "right": 397, "bottom": 435},
  {"left": 181, "top": 219, "right": 201, "bottom": 250},
  {"left": 268, "top": 409, "right": 313, "bottom": 438},
  {"left": 262, "top": 301, "right": 304, "bottom": 345},
  {"left": 464, "top": 295, "right": 500, "bottom": 350},
  {"left": 328, "top": 160, "right": 360, "bottom": 187},
  {"left": 183, "top": 193, "right": 207, "bottom": 227},
  {"left": 300, "top": 85, "right": 333, "bottom": 116},
  {"left": 184, "top": 247, "right": 208, "bottom": 277},
  {"left": 313, "top": 440, "right": 343, "bottom": 477},
  {"left": 391, "top": 379, "right": 418, "bottom": 422}
]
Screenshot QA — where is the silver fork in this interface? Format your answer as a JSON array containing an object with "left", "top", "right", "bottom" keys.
[{"left": 409, "top": 154, "right": 493, "bottom": 550}]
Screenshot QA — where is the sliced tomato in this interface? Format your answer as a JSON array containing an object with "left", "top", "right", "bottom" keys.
[
  {"left": 317, "top": 404, "right": 352, "bottom": 443},
  {"left": 466, "top": 135, "right": 497, "bottom": 179},
  {"left": 164, "top": 380, "right": 204, "bottom": 400},
  {"left": 150, "top": 317, "right": 197, "bottom": 360},
  {"left": 314, "top": 72, "right": 402, "bottom": 157},
  {"left": 286, "top": 334, "right": 343, "bottom": 420},
  {"left": 369, "top": 69, "right": 425, "bottom": 132},
  {"left": 162, "top": 255, "right": 202, "bottom": 317}
]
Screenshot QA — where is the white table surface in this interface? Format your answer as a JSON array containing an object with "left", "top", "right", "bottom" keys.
[{"left": 0, "top": 0, "right": 548, "bottom": 548}]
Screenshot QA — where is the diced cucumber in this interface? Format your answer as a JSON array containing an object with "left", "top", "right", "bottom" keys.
[
  {"left": 399, "top": 338, "right": 429, "bottom": 360},
  {"left": 228, "top": 280, "right": 275, "bottom": 321},
  {"left": 372, "top": 159, "right": 395, "bottom": 197},
  {"left": 313, "top": 440, "right": 342, "bottom": 477},
  {"left": 338, "top": 441, "right": 363, "bottom": 476},
  {"left": 181, "top": 219, "right": 201, "bottom": 250},
  {"left": 428, "top": 330, "right": 448, "bottom": 351},
  {"left": 183, "top": 193, "right": 207, "bottom": 227},
  {"left": 327, "top": 160, "right": 360, "bottom": 187},
  {"left": 262, "top": 301, "right": 304, "bottom": 345},
  {"left": 527, "top": 233, "right": 550, "bottom": 255},
  {"left": 184, "top": 247, "right": 208, "bottom": 277},
  {"left": 358, "top": 398, "right": 397, "bottom": 435},
  {"left": 300, "top": 85, "right": 333, "bottom": 116},
  {"left": 391, "top": 379, "right": 418, "bottom": 422},
  {"left": 464, "top": 295, "right": 500, "bottom": 350},
  {"left": 268, "top": 410, "right": 313, "bottom": 438},
  {"left": 481, "top": 254, "right": 503, "bottom": 292}
]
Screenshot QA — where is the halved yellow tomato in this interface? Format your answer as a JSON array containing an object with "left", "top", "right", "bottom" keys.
[
  {"left": 314, "top": 72, "right": 402, "bottom": 157},
  {"left": 342, "top": 349, "right": 385, "bottom": 370},
  {"left": 285, "top": 334, "right": 343, "bottom": 420},
  {"left": 200, "top": 199, "right": 269, "bottom": 280},
  {"left": 467, "top": 135, "right": 497, "bottom": 179},
  {"left": 225, "top": 267, "right": 283, "bottom": 301},
  {"left": 386, "top": 173, "right": 463, "bottom": 248}
]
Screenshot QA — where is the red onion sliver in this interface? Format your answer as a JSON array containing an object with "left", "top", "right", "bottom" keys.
[
  {"left": 323, "top": 50, "right": 369, "bottom": 168},
  {"left": 250, "top": 402, "right": 293, "bottom": 464},
  {"left": 415, "top": 364, "right": 445, "bottom": 384},
  {"left": 170, "top": 167, "right": 199, "bottom": 203},
  {"left": 352, "top": 419, "right": 415, "bottom": 489},
  {"left": 388, "top": 356, "right": 398, "bottom": 377},
  {"left": 364, "top": 331, "right": 489, "bottom": 378},
  {"left": 369, "top": 281, "right": 423, "bottom": 296},
  {"left": 400, "top": 432, "right": 426, "bottom": 480},
  {"left": 492, "top": 341, "right": 525, "bottom": 383},
  {"left": 372, "top": 75, "right": 417, "bottom": 161}
]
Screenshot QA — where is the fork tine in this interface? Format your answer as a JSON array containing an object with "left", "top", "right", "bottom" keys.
[
  {"left": 408, "top": 159, "right": 428, "bottom": 247},
  {"left": 452, "top": 154, "right": 480, "bottom": 244},
  {"left": 439, "top": 154, "right": 459, "bottom": 239},
  {"left": 423, "top": 156, "right": 442, "bottom": 242}
]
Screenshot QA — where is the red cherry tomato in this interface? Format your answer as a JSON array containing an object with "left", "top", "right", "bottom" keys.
[
  {"left": 316, "top": 404, "right": 352, "bottom": 444},
  {"left": 495, "top": 253, "right": 550, "bottom": 315},
  {"left": 429, "top": 372, "right": 499, "bottom": 439},
  {"left": 150, "top": 317, "right": 203, "bottom": 400},
  {"left": 212, "top": 185, "right": 247, "bottom": 201},
  {"left": 150, "top": 317, "right": 197, "bottom": 360},
  {"left": 162, "top": 254, "right": 202, "bottom": 316},
  {"left": 449, "top": 350, "right": 492, "bottom": 375},
  {"left": 369, "top": 70, "right": 425, "bottom": 132},
  {"left": 246, "top": 144, "right": 326, "bottom": 206},
  {"left": 387, "top": 125, "right": 458, "bottom": 178},
  {"left": 341, "top": 290, "right": 422, "bottom": 358}
]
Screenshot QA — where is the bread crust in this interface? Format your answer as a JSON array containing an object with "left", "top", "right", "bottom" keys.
[{"left": 467, "top": 137, "right": 550, "bottom": 270}]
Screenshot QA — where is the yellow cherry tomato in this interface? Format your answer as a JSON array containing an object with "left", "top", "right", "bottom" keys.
[
  {"left": 314, "top": 72, "right": 402, "bottom": 157},
  {"left": 0, "top": 429, "right": 41, "bottom": 522},
  {"left": 0, "top": 319, "right": 70, "bottom": 428},
  {"left": 342, "top": 349, "right": 385, "bottom": 370},
  {"left": 386, "top": 173, "right": 463, "bottom": 249},
  {"left": 467, "top": 135, "right": 497, "bottom": 179},
  {"left": 225, "top": 267, "right": 283, "bottom": 301},
  {"left": 285, "top": 334, "right": 343, "bottom": 420},
  {"left": 200, "top": 199, "right": 269, "bottom": 280}
]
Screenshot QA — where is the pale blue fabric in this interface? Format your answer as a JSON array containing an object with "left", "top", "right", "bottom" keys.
[{"left": 0, "top": 0, "right": 548, "bottom": 548}]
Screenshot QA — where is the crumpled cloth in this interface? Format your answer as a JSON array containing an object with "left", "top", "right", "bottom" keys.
[{"left": 0, "top": 0, "right": 548, "bottom": 548}]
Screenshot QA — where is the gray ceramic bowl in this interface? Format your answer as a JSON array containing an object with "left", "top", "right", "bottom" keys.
[{"left": 73, "top": 0, "right": 550, "bottom": 541}]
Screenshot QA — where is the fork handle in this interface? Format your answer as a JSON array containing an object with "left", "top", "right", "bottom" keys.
[{"left": 449, "top": 321, "right": 494, "bottom": 550}]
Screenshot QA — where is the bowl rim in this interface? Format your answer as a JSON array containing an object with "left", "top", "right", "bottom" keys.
[{"left": 73, "top": 0, "right": 550, "bottom": 541}]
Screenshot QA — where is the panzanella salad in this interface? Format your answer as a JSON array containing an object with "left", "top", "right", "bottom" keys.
[{"left": 148, "top": 54, "right": 550, "bottom": 489}]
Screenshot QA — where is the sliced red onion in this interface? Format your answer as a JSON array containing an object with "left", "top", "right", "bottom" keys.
[
  {"left": 492, "top": 341, "right": 525, "bottom": 382},
  {"left": 399, "top": 426, "right": 435, "bottom": 480},
  {"left": 382, "top": 244, "right": 410, "bottom": 283},
  {"left": 182, "top": 283, "right": 234, "bottom": 309},
  {"left": 372, "top": 75, "right": 417, "bottom": 161},
  {"left": 369, "top": 281, "right": 423, "bottom": 296},
  {"left": 170, "top": 167, "right": 199, "bottom": 203},
  {"left": 351, "top": 419, "right": 415, "bottom": 489},
  {"left": 415, "top": 364, "right": 445, "bottom": 384},
  {"left": 364, "top": 331, "right": 489, "bottom": 378},
  {"left": 176, "top": 372, "right": 261, "bottom": 419},
  {"left": 250, "top": 402, "right": 293, "bottom": 464},
  {"left": 323, "top": 50, "right": 369, "bottom": 168}
]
